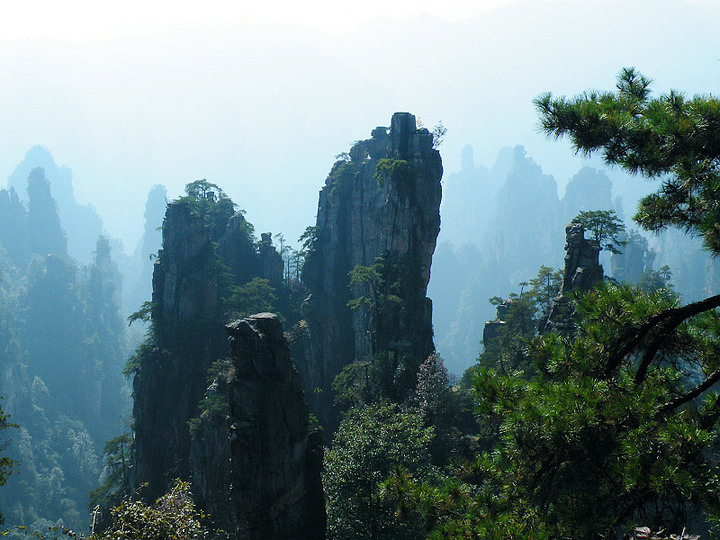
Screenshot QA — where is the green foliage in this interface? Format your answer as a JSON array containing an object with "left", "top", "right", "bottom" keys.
[
  {"left": 332, "top": 352, "right": 417, "bottom": 409},
  {"left": 480, "top": 266, "right": 562, "bottom": 374},
  {"left": 536, "top": 67, "right": 720, "bottom": 254},
  {"left": 332, "top": 361, "right": 372, "bottom": 409},
  {"left": 327, "top": 160, "right": 358, "bottom": 198},
  {"left": 298, "top": 226, "right": 319, "bottom": 253},
  {"left": 373, "top": 159, "right": 412, "bottom": 188},
  {"left": 393, "top": 69, "right": 720, "bottom": 537},
  {"left": 0, "top": 401, "right": 17, "bottom": 525},
  {"left": 187, "top": 359, "right": 233, "bottom": 438},
  {"left": 177, "top": 180, "right": 240, "bottom": 241},
  {"left": 88, "top": 433, "right": 132, "bottom": 531},
  {"left": 199, "top": 390, "right": 230, "bottom": 423},
  {"left": 412, "top": 354, "right": 451, "bottom": 427},
  {"left": 225, "top": 277, "right": 277, "bottom": 320},
  {"left": 324, "top": 402, "right": 435, "bottom": 540},
  {"left": 431, "top": 122, "right": 446, "bottom": 149},
  {"left": 637, "top": 265, "right": 674, "bottom": 295},
  {"left": 123, "top": 342, "right": 169, "bottom": 378},
  {"left": 347, "top": 260, "right": 404, "bottom": 356},
  {"left": 348, "top": 261, "right": 400, "bottom": 350},
  {"left": 412, "top": 354, "right": 470, "bottom": 464},
  {"left": 529, "top": 265, "right": 563, "bottom": 315},
  {"left": 0, "top": 231, "right": 129, "bottom": 532},
  {"left": 430, "top": 283, "right": 720, "bottom": 537},
  {"left": 347, "top": 262, "right": 384, "bottom": 311},
  {"left": 91, "top": 479, "right": 205, "bottom": 539},
  {"left": 575, "top": 209, "right": 627, "bottom": 254},
  {"left": 127, "top": 302, "right": 153, "bottom": 327}
]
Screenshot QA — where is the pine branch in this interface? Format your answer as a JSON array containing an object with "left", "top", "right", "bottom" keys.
[
  {"left": 604, "top": 293, "right": 720, "bottom": 378},
  {"left": 658, "top": 367, "right": 720, "bottom": 415}
]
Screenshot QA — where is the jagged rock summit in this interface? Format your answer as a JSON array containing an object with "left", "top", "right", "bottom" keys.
[
  {"left": 484, "top": 220, "right": 605, "bottom": 344},
  {"left": 561, "top": 221, "right": 603, "bottom": 294},
  {"left": 131, "top": 185, "right": 324, "bottom": 538},
  {"left": 225, "top": 313, "right": 325, "bottom": 540},
  {"left": 301, "top": 111, "right": 443, "bottom": 424},
  {"left": 541, "top": 220, "right": 604, "bottom": 334}
]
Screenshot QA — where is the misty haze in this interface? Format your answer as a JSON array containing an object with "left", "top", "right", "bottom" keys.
[{"left": 1, "top": 0, "right": 720, "bottom": 538}]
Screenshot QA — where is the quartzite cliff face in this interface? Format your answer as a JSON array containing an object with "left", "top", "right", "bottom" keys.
[
  {"left": 131, "top": 190, "right": 318, "bottom": 528},
  {"left": 301, "top": 112, "right": 443, "bottom": 421},
  {"left": 226, "top": 313, "right": 325, "bottom": 539},
  {"left": 133, "top": 198, "right": 232, "bottom": 502},
  {"left": 540, "top": 220, "right": 604, "bottom": 334}
]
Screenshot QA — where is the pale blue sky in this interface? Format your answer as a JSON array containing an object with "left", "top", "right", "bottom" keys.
[
  {"left": 1, "top": 0, "right": 717, "bottom": 252},
  {"left": 2, "top": 0, "right": 516, "bottom": 40}
]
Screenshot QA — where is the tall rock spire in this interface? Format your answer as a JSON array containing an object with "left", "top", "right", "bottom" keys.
[{"left": 301, "top": 112, "right": 443, "bottom": 426}]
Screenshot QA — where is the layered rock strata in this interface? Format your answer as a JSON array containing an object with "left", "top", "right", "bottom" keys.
[
  {"left": 226, "top": 313, "right": 325, "bottom": 540},
  {"left": 301, "top": 112, "right": 443, "bottom": 423},
  {"left": 132, "top": 195, "right": 283, "bottom": 504}
]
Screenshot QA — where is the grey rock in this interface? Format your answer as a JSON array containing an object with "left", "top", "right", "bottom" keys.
[
  {"left": 226, "top": 313, "right": 325, "bottom": 540},
  {"left": 541, "top": 221, "right": 604, "bottom": 334},
  {"left": 301, "top": 112, "right": 442, "bottom": 426}
]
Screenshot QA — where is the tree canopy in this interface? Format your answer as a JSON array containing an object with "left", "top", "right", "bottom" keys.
[
  {"left": 535, "top": 67, "right": 720, "bottom": 253},
  {"left": 574, "top": 209, "right": 627, "bottom": 254},
  {"left": 0, "top": 403, "right": 16, "bottom": 525},
  {"left": 388, "top": 70, "right": 720, "bottom": 538}
]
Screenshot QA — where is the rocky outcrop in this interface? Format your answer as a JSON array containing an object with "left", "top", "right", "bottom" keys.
[
  {"left": 217, "top": 214, "right": 263, "bottom": 286},
  {"left": 187, "top": 314, "right": 325, "bottom": 539},
  {"left": 9, "top": 146, "right": 103, "bottom": 264},
  {"left": 301, "top": 112, "right": 442, "bottom": 423},
  {"left": 561, "top": 221, "right": 603, "bottom": 294},
  {"left": 541, "top": 221, "right": 603, "bottom": 334},
  {"left": 125, "top": 184, "right": 167, "bottom": 316},
  {"left": 133, "top": 193, "right": 284, "bottom": 503},
  {"left": 611, "top": 230, "right": 655, "bottom": 284},
  {"left": 133, "top": 198, "right": 228, "bottom": 502},
  {"left": 0, "top": 187, "right": 28, "bottom": 261},
  {"left": 257, "top": 232, "right": 284, "bottom": 288},
  {"left": 226, "top": 313, "right": 325, "bottom": 540},
  {"left": 131, "top": 188, "right": 322, "bottom": 536},
  {"left": 482, "top": 298, "right": 514, "bottom": 347},
  {"left": 0, "top": 167, "right": 69, "bottom": 261}
]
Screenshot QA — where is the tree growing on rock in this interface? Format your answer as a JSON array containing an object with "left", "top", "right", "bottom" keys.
[
  {"left": 574, "top": 209, "right": 627, "bottom": 254},
  {"left": 393, "top": 70, "right": 720, "bottom": 538}
]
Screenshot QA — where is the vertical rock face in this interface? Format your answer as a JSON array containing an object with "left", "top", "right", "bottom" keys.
[
  {"left": 0, "top": 187, "right": 28, "bottom": 261},
  {"left": 257, "top": 232, "right": 284, "bottom": 288},
  {"left": 226, "top": 313, "right": 325, "bottom": 540},
  {"left": 132, "top": 190, "right": 323, "bottom": 536},
  {"left": 126, "top": 183, "right": 167, "bottom": 316},
  {"left": 26, "top": 167, "right": 68, "bottom": 259},
  {"left": 9, "top": 147, "right": 103, "bottom": 264},
  {"left": 493, "top": 146, "right": 561, "bottom": 282},
  {"left": 611, "top": 230, "right": 655, "bottom": 284},
  {"left": 301, "top": 112, "right": 442, "bottom": 420},
  {"left": 561, "top": 221, "right": 603, "bottom": 294},
  {"left": 482, "top": 299, "right": 513, "bottom": 348},
  {"left": 133, "top": 193, "right": 273, "bottom": 502},
  {"left": 541, "top": 221, "right": 603, "bottom": 334},
  {"left": 133, "top": 199, "right": 228, "bottom": 502}
]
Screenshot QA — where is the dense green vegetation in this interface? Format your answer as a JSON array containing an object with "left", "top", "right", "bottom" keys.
[
  {"left": 574, "top": 209, "right": 627, "bottom": 254},
  {"left": 6, "top": 68, "right": 720, "bottom": 540},
  {"left": 92, "top": 479, "right": 206, "bottom": 540},
  {"left": 0, "top": 404, "right": 16, "bottom": 525},
  {"left": 0, "top": 168, "right": 130, "bottom": 536},
  {"left": 323, "top": 69, "right": 720, "bottom": 539}
]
